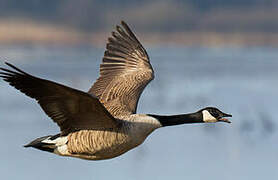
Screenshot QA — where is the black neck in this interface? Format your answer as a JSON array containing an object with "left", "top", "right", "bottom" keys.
[{"left": 148, "top": 112, "right": 203, "bottom": 127}]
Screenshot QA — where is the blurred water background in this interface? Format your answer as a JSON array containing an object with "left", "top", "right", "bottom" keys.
[
  {"left": 0, "top": 1, "right": 278, "bottom": 180},
  {"left": 1, "top": 45, "right": 278, "bottom": 180}
]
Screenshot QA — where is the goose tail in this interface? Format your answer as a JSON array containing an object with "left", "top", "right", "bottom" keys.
[{"left": 24, "top": 134, "right": 67, "bottom": 153}]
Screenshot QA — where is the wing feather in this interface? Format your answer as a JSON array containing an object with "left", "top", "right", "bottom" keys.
[
  {"left": 0, "top": 63, "right": 119, "bottom": 135},
  {"left": 88, "top": 21, "right": 154, "bottom": 117}
]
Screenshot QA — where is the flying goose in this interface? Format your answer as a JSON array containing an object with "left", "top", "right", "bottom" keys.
[{"left": 0, "top": 21, "right": 232, "bottom": 160}]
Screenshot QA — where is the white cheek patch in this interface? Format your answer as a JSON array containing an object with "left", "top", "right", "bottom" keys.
[{"left": 202, "top": 110, "right": 217, "bottom": 123}]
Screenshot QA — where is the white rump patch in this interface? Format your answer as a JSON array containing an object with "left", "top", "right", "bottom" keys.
[
  {"left": 42, "top": 136, "right": 68, "bottom": 146},
  {"left": 202, "top": 110, "right": 217, "bottom": 123},
  {"left": 42, "top": 136, "right": 69, "bottom": 155},
  {"left": 55, "top": 145, "right": 69, "bottom": 155}
]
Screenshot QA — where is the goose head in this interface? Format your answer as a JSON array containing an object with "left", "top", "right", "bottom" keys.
[{"left": 200, "top": 107, "right": 232, "bottom": 123}]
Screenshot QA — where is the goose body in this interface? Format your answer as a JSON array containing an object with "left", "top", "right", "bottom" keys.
[
  {"left": 60, "top": 114, "right": 160, "bottom": 160},
  {"left": 0, "top": 21, "right": 232, "bottom": 160}
]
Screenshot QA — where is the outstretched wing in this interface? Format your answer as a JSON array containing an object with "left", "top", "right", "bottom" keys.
[
  {"left": 88, "top": 21, "right": 154, "bottom": 117},
  {"left": 0, "top": 63, "right": 120, "bottom": 135}
]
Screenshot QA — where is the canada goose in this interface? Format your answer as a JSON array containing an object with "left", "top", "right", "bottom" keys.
[{"left": 0, "top": 21, "right": 232, "bottom": 160}]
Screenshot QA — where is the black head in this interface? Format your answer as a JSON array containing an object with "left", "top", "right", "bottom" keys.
[{"left": 199, "top": 107, "right": 232, "bottom": 123}]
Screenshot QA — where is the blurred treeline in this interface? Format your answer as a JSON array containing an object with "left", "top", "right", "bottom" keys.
[
  {"left": 1, "top": 0, "right": 277, "bottom": 32},
  {"left": 0, "top": 0, "right": 278, "bottom": 45}
]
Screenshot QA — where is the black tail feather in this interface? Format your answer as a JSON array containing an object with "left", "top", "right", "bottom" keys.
[{"left": 24, "top": 134, "right": 60, "bottom": 153}]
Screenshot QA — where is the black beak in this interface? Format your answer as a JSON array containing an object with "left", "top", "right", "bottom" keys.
[{"left": 218, "top": 112, "right": 232, "bottom": 123}]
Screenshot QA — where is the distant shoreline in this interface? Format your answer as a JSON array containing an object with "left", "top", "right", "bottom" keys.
[{"left": 1, "top": 20, "right": 278, "bottom": 47}]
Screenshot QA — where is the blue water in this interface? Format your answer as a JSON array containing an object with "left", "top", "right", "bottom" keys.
[{"left": 0, "top": 45, "right": 278, "bottom": 180}]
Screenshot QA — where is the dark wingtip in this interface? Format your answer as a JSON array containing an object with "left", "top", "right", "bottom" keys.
[
  {"left": 120, "top": 21, "right": 130, "bottom": 32},
  {"left": 3, "top": 62, "right": 29, "bottom": 75},
  {"left": 24, "top": 144, "right": 31, "bottom": 148},
  {"left": 4, "top": 62, "right": 15, "bottom": 69},
  {"left": 121, "top": 20, "right": 127, "bottom": 26},
  {"left": 116, "top": 25, "right": 122, "bottom": 33},
  {"left": 119, "top": 20, "right": 142, "bottom": 46}
]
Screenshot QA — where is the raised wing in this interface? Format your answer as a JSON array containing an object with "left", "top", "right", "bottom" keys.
[
  {"left": 88, "top": 21, "right": 154, "bottom": 117},
  {"left": 0, "top": 63, "right": 120, "bottom": 135}
]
